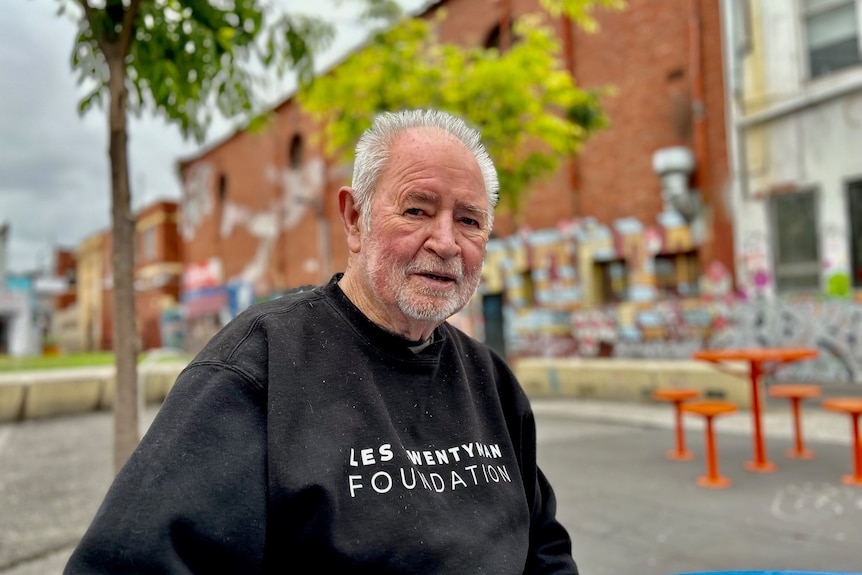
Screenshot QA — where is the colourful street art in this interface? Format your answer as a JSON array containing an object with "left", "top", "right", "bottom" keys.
[{"left": 479, "top": 216, "right": 862, "bottom": 385}]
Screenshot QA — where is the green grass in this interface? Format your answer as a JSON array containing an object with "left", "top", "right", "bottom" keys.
[{"left": 0, "top": 351, "right": 191, "bottom": 373}]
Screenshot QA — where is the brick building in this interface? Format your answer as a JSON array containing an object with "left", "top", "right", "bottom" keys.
[
  {"left": 177, "top": 0, "right": 733, "bottom": 357},
  {"left": 134, "top": 201, "right": 184, "bottom": 350},
  {"left": 75, "top": 200, "right": 183, "bottom": 352},
  {"left": 50, "top": 249, "right": 78, "bottom": 353}
]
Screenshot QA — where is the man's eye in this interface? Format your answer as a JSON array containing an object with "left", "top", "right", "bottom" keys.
[
  {"left": 460, "top": 217, "right": 480, "bottom": 227},
  {"left": 405, "top": 208, "right": 423, "bottom": 216}
]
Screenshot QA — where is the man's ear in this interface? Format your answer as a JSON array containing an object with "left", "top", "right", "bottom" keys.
[{"left": 338, "top": 186, "right": 362, "bottom": 254}]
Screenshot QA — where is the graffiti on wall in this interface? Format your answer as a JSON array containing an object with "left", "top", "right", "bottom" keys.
[
  {"left": 479, "top": 215, "right": 862, "bottom": 384},
  {"left": 181, "top": 163, "right": 215, "bottom": 241},
  {"left": 711, "top": 298, "right": 862, "bottom": 384},
  {"left": 502, "top": 291, "right": 862, "bottom": 384},
  {"left": 822, "top": 223, "right": 852, "bottom": 296},
  {"left": 182, "top": 157, "right": 325, "bottom": 296},
  {"left": 737, "top": 230, "right": 772, "bottom": 298}
]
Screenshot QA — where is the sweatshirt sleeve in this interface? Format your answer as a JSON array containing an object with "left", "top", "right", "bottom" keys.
[
  {"left": 523, "top": 466, "right": 579, "bottom": 575},
  {"left": 516, "top": 404, "right": 579, "bottom": 575},
  {"left": 64, "top": 362, "right": 268, "bottom": 574}
]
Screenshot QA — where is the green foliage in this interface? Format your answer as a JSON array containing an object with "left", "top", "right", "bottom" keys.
[
  {"left": 66, "top": 0, "right": 400, "bottom": 142},
  {"left": 826, "top": 273, "right": 851, "bottom": 298},
  {"left": 299, "top": 9, "right": 613, "bottom": 216},
  {"left": 540, "top": 0, "right": 626, "bottom": 33}
]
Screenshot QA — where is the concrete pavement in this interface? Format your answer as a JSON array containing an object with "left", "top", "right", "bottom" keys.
[
  {"left": 535, "top": 404, "right": 862, "bottom": 575},
  {"left": 2, "top": 396, "right": 861, "bottom": 574}
]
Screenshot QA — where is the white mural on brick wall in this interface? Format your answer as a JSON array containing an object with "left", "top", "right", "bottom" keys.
[
  {"left": 182, "top": 156, "right": 325, "bottom": 292},
  {"left": 181, "top": 163, "right": 215, "bottom": 241},
  {"left": 272, "top": 157, "right": 324, "bottom": 230}
]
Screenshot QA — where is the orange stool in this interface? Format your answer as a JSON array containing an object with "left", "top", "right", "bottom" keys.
[
  {"left": 822, "top": 397, "right": 862, "bottom": 487},
  {"left": 681, "top": 400, "right": 738, "bottom": 489},
  {"left": 768, "top": 384, "right": 822, "bottom": 459},
  {"left": 653, "top": 388, "right": 700, "bottom": 460}
]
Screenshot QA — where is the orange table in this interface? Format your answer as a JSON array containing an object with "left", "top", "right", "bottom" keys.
[
  {"left": 821, "top": 397, "right": 862, "bottom": 486},
  {"left": 693, "top": 347, "right": 818, "bottom": 473}
]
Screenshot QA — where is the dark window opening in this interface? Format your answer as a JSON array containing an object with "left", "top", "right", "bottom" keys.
[
  {"left": 484, "top": 21, "right": 517, "bottom": 51},
  {"left": 770, "top": 189, "right": 820, "bottom": 292},
  {"left": 595, "top": 259, "right": 628, "bottom": 304},
  {"left": 482, "top": 294, "right": 506, "bottom": 359},
  {"left": 288, "top": 134, "right": 304, "bottom": 169},
  {"left": 655, "top": 251, "right": 701, "bottom": 298},
  {"left": 805, "top": 0, "right": 861, "bottom": 78},
  {"left": 848, "top": 180, "right": 862, "bottom": 288},
  {"left": 218, "top": 174, "right": 228, "bottom": 203}
]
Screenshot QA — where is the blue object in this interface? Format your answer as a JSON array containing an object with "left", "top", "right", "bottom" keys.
[{"left": 673, "top": 571, "right": 862, "bottom": 575}]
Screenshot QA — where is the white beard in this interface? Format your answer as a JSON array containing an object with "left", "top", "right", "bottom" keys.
[{"left": 366, "top": 246, "right": 481, "bottom": 324}]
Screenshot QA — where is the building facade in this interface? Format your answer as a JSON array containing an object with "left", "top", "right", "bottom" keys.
[
  {"left": 47, "top": 249, "right": 77, "bottom": 354},
  {"left": 722, "top": 0, "right": 862, "bottom": 298},
  {"left": 76, "top": 232, "right": 106, "bottom": 352},
  {"left": 74, "top": 200, "right": 184, "bottom": 353},
  {"left": 134, "top": 201, "right": 184, "bottom": 351},
  {"left": 177, "top": 0, "right": 734, "bottom": 355}
]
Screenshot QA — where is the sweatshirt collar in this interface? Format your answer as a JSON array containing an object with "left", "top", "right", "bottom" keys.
[{"left": 322, "top": 273, "right": 445, "bottom": 360}]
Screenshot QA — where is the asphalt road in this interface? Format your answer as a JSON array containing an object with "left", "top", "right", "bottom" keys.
[
  {"left": 1, "top": 402, "right": 861, "bottom": 574},
  {"left": 537, "top": 412, "right": 862, "bottom": 575}
]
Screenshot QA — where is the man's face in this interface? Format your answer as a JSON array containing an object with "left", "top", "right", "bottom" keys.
[{"left": 357, "top": 127, "right": 490, "bottom": 334}]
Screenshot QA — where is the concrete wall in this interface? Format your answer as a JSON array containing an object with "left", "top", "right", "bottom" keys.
[
  {"left": 0, "top": 362, "right": 186, "bottom": 422},
  {"left": 514, "top": 357, "right": 751, "bottom": 407}
]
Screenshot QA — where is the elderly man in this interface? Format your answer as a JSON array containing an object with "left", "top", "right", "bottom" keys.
[{"left": 66, "top": 109, "right": 579, "bottom": 574}]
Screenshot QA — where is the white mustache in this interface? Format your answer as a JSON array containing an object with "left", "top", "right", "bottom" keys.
[{"left": 404, "top": 257, "right": 465, "bottom": 282}]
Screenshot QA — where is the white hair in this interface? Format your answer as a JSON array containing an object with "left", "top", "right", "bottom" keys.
[{"left": 350, "top": 109, "right": 499, "bottom": 230}]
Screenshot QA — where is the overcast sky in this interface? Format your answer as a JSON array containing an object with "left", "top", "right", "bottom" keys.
[{"left": 1, "top": 0, "right": 425, "bottom": 275}]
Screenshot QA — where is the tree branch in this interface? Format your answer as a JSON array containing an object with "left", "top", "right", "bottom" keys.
[{"left": 119, "top": 0, "right": 143, "bottom": 57}]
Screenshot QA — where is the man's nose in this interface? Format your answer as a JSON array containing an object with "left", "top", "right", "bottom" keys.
[{"left": 425, "top": 217, "right": 461, "bottom": 259}]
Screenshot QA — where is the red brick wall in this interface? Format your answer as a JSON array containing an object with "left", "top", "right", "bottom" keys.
[
  {"left": 567, "top": 0, "right": 729, "bottom": 243},
  {"left": 53, "top": 249, "right": 77, "bottom": 310}
]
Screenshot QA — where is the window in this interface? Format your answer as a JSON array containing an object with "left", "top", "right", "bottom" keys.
[
  {"left": 594, "top": 259, "right": 628, "bottom": 304},
  {"left": 288, "top": 134, "right": 303, "bottom": 169},
  {"left": 770, "top": 190, "right": 821, "bottom": 292},
  {"left": 218, "top": 174, "right": 228, "bottom": 202},
  {"left": 804, "top": 0, "right": 861, "bottom": 78},
  {"left": 655, "top": 251, "right": 701, "bottom": 297},
  {"left": 140, "top": 228, "right": 156, "bottom": 262},
  {"left": 482, "top": 294, "right": 506, "bottom": 358},
  {"left": 848, "top": 180, "right": 862, "bottom": 288},
  {"left": 484, "top": 21, "right": 516, "bottom": 51},
  {"left": 732, "top": 0, "right": 753, "bottom": 56}
]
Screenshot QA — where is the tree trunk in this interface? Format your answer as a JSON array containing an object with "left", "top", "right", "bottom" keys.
[{"left": 106, "top": 43, "right": 140, "bottom": 473}]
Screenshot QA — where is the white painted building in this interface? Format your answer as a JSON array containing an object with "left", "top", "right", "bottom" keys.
[{"left": 721, "top": 0, "right": 862, "bottom": 298}]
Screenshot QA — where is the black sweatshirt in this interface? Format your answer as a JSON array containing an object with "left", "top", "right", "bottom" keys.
[{"left": 66, "top": 274, "right": 578, "bottom": 574}]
